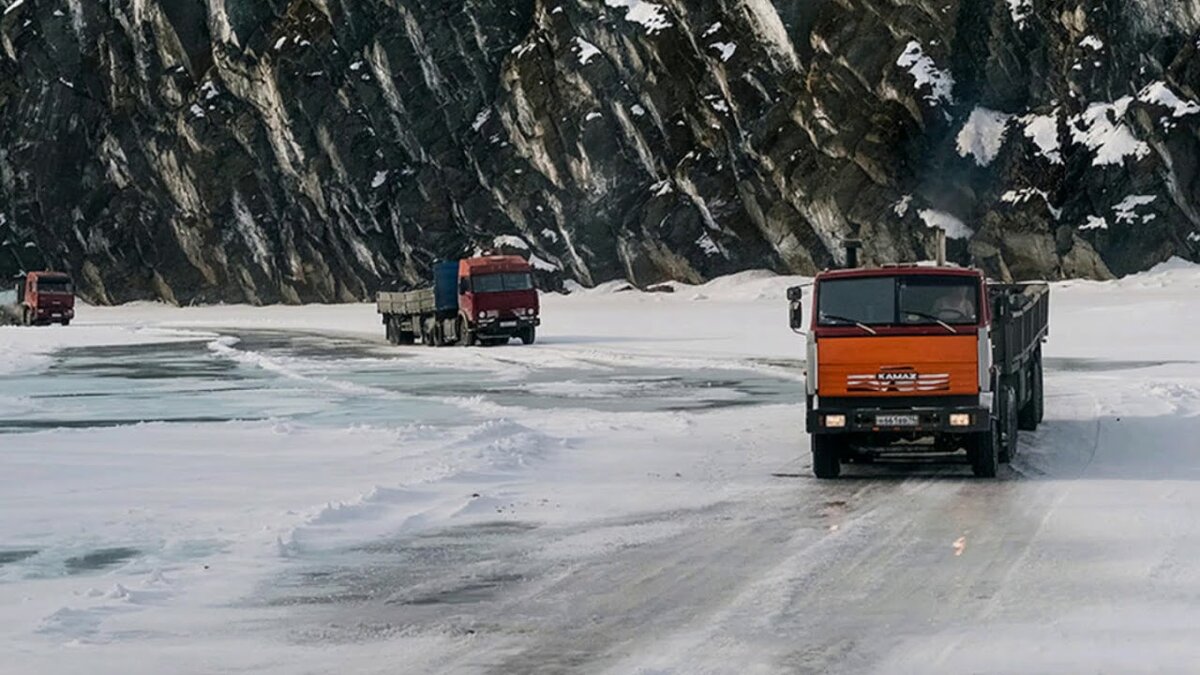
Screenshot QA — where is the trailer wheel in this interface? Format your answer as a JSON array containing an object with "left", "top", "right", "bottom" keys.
[
  {"left": 998, "top": 383, "right": 1019, "bottom": 463},
  {"left": 970, "top": 420, "right": 1000, "bottom": 478},
  {"left": 1019, "top": 353, "right": 1044, "bottom": 431},
  {"left": 811, "top": 435, "right": 842, "bottom": 479}
]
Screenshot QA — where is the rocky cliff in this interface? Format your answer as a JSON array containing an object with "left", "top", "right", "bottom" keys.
[{"left": 1, "top": 0, "right": 1198, "bottom": 304}]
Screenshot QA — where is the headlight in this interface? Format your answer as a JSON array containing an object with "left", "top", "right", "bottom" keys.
[
  {"left": 824, "top": 414, "right": 846, "bottom": 428},
  {"left": 949, "top": 413, "right": 971, "bottom": 427}
]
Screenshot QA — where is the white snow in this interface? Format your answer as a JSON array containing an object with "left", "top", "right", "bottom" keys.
[
  {"left": 1020, "top": 111, "right": 1063, "bottom": 164},
  {"left": 896, "top": 41, "right": 955, "bottom": 107},
  {"left": 1081, "top": 215, "right": 1108, "bottom": 230},
  {"left": 1070, "top": 98, "right": 1151, "bottom": 166},
  {"left": 919, "top": 209, "right": 974, "bottom": 239},
  {"left": 956, "top": 107, "right": 1012, "bottom": 166},
  {"left": 1112, "top": 194, "right": 1157, "bottom": 224},
  {"left": 584, "top": 111, "right": 603, "bottom": 122},
  {"left": 572, "top": 37, "right": 601, "bottom": 66},
  {"left": 894, "top": 195, "right": 913, "bottom": 218},
  {"left": 471, "top": 107, "right": 492, "bottom": 132},
  {"left": 2, "top": 0, "right": 27, "bottom": 15},
  {"left": 1007, "top": 0, "right": 1033, "bottom": 28},
  {"left": 1137, "top": 81, "right": 1200, "bottom": 118},
  {"left": 710, "top": 41, "right": 737, "bottom": 62},
  {"left": 492, "top": 234, "right": 530, "bottom": 250},
  {"left": 1001, "top": 187, "right": 1062, "bottom": 219},
  {"left": 1079, "top": 35, "right": 1105, "bottom": 50},
  {"left": 370, "top": 170, "right": 388, "bottom": 189},
  {"left": 702, "top": 22, "right": 722, "bottom": 38},
  {"left": 603, "top": 0, "right": 671, "bottom": 35},
  {"left": 630, "top": 103, "right": 647, "bottom": 117}
]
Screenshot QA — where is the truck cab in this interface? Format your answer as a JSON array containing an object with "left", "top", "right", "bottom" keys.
[
  {"left": 457, "top": 256, "right": 540, "bottom": 344},
  {"left": 2, "top": 272, "right": 75, "bottom": 326},
  {"left": 790, "top": 264, "right": 1048, "bottom": 478}
]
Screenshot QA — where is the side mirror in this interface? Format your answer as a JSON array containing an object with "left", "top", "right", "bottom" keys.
[
  {"left": 458, "top": 278, "right": 470, "bottom": 294},
  {"left": 787, "top": 286, "right": 804, "bottom": 332}
]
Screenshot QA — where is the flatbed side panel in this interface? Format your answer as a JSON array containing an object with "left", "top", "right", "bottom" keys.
[{"left": 989, "top": 282, "right": 1050, "bottom": 372}]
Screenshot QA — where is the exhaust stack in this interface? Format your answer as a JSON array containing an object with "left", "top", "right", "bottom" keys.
[
  {"left": 935, "top": 227, "right": 947, "bottom": 266},
  {"left": 843, "top": 239, "right": 863, "bottom": 269}
]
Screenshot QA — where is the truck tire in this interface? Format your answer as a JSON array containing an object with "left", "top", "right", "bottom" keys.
[
  {"left": 998, "top": 382, "right": 1019, "bottom": 463},
  {"left": 970, "top": 420, "right": 1000, "bottom": 478},
  {"left": 61, "top": 319, "right": 70, "bottom": 327},
  {"left": 22, "top": 307, "right": 32, "bottom": 327},
  {"left": 520, "top": 326, "right": 536, "bottom": 345},
  {"left": 811, "top": 435, "right": 842, "bottom": 479},
  {"left": 458, "top": 315, "right": 476, "bottom": 347},
  {"left": 1018, "top": 353, "right": 1044, "bottom": 431},
  {"left": 385, "top": 319, "right": 397, "bottom": 345}
]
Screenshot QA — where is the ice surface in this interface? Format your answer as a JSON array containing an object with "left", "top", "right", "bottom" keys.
[{"left": 3, "top": 261, "right": 1200, "bottom": 672}]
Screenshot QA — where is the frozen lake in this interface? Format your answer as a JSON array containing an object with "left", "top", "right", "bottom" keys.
[{"left": 2, "top": 263, "right": 1200, "bottom": 673}]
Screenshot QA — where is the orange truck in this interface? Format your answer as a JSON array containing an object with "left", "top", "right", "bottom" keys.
[{"left": 788, "top": 263, "right": 1049, "bottom": 478}]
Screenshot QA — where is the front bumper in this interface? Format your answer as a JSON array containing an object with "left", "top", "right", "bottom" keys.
[
  {"left": 807, "top": 404, "right": 990, "bottom": 435},
  {"left": 477, "top": 316, "right": 539, "bottom": 336}
]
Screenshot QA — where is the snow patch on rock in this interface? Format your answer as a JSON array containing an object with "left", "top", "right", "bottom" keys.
[
  {"left": 603, "top": 0, "right": 671, "bottom": 35},
  {"left": 897, "top": 42, "right": 955, "bottom": 107},
  {"left": 1070, "top": 98, "right": 1151, "bottom": 166},
  {"left": 919, "top": 210, "right": 973, "bottom": 240},
  {"left": 956, "top": 107, "right": 1012, "bottom": 166}
]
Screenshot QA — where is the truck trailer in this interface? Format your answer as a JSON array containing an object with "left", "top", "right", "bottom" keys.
[
  {"left": 377, "top": 256, "right": 540, "bottom": 347},
  {"left": 788, "top": 264, "right": 1049, "bottom": 478},
  {"left": 0, "top": 272, "right": 75, "bottom": 327}
]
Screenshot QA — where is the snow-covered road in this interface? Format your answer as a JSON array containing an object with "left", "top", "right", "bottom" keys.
[{"left": 1, "top": 263, "right": 1198, "bottom": 673}]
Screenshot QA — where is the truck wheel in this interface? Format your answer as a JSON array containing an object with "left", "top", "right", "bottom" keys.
[
  {"left": 61, "top": 319, "right": 70, "bottom": 327},
  {"left": 22, "top": 308, "right": 32, "bottom": 326},
  {"left": 999, "top": 383, "right": 1019, "bottom": 463},
  {"left": 811, "top": 435, "right": 842, "bottom": 479},
  {"left": 398, "top": 331, "right": 415, "bottom": 345},
  {"left": 520, "top": 326, "right": 536, "bottom": 345},
  {"left": 970, "top": 420, "right": 1000, "bottom": 478},
  {"left": 1019, "top": 354, "right": 1044, "bottom": 431},
  {"left": 458, "top": 316, "right": 476, "bottom": 347}
]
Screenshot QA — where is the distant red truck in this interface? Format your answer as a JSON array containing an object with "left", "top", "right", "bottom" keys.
[
  {"left": 377, "top": 256, "right": 540, "bottom": 346},
  {"left": 1, "top": 272, "right": 75, "bottom": 326}
]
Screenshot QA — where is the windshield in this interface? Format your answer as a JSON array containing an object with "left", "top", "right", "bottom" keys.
[
  {"left": 818, "top": 275, "right": 979, "bottom": 326},
  {"left": 36, "top": 278, "right": 73, "bottom": 295},
  {"left": 472, "top": 272, "right": 533, "bottom": 294}
]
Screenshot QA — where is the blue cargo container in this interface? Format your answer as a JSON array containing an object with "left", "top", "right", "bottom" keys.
[{"left": 433, "top": 260, "right": 460, "bottom": 312}]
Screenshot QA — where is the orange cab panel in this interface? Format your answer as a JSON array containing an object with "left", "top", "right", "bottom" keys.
[{"left": 818, "top": 335, "right": 978, "bottom": 397}]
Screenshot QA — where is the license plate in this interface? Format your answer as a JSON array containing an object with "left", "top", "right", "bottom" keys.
[
  {"left": 500, "top": 321, "right": 517, "bottom": 328},
  {"left": 876, "top": 414, "right": 919, "bottom": 427}
]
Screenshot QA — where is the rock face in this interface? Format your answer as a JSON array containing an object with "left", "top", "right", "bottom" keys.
[{"left": 1, "top": 0, "right": 1198, "bottom": 303}]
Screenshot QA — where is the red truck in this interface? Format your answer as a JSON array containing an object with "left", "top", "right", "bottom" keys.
[
  {"left": 377, "top": 256, "right": 541, "bottom": 346},
  {"left": 788, "top": 256, "right": 1049, "bottom": 478},
  {"left": 1, "top": 272, "right": 76, "bottom": 326}
]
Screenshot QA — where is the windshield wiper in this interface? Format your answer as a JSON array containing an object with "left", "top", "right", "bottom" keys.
[
  {"left": 901, "top": 309, "right": 958, "bottom": 334},
  {"left": 822, "top": 314, "right": 878, "bottom": 335}
]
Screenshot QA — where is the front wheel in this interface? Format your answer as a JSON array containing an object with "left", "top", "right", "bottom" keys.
[
  {"left": 970, "top": 421, "right": 1000, "bottom": 478},
  {"left": 811, "top": 435, "right": 842, "bottom": 479},
  {"left": 519, "top": 326, "right": 536, "bottom": 345}
]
